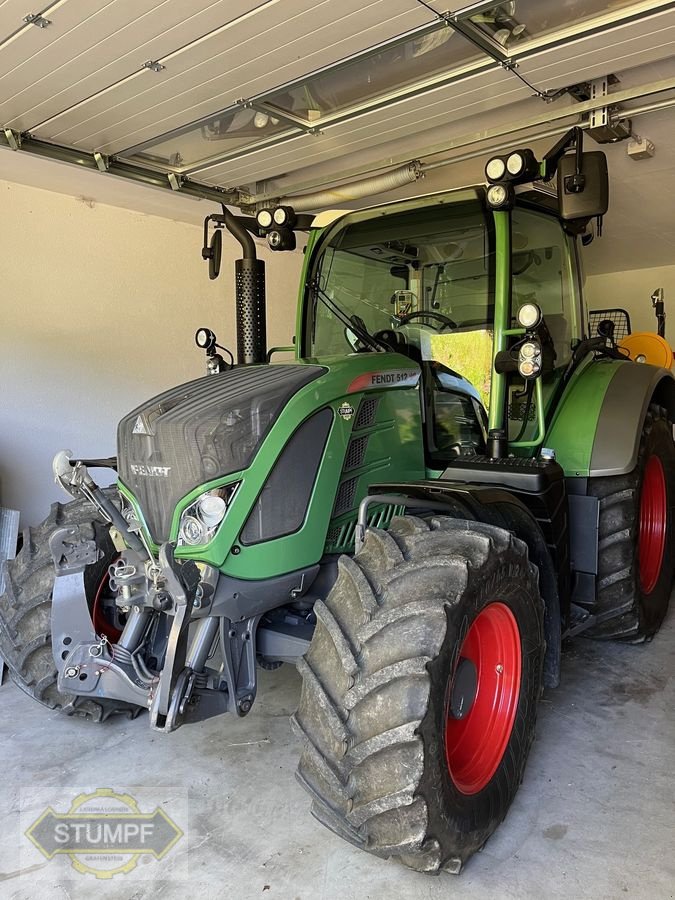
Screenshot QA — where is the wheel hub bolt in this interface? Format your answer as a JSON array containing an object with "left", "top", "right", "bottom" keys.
[{"left": 64, "top": 666, "right": 79, "bottom": 678}]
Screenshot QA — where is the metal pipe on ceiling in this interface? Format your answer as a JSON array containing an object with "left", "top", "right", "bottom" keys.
[
  {"left": 267, "top": 90, "right": 675, "bottom": 212},
  {"left": 252, "top": 74, "right": 675, "bottom": 205},
  {"left": 277, "top": 162, "right": 422, "bottom": 211}
]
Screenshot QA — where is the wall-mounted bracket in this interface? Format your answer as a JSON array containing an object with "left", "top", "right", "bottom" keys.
[
  {"left": 168, "top": 172, "right": 183, "bottom": 191},
  {"left": 23, "top": 12, "right": 50, "bottom": 28},
  {"left": 3, "top": 128, "right": 20, "bottom": 150},
  {"left": 93, "top": 151, "right": 109, "bottom": 172},
  {"left": 142, "top": 60, "right": 165, "bottom": 73}
]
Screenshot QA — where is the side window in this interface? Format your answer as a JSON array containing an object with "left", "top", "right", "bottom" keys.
[{"left": 511, "top": 208, "right": 578, "bottom": 367}]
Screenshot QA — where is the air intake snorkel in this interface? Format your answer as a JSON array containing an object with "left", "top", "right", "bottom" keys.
[{"left": 202, "top": 209, "right": 267, "bottom": 366}]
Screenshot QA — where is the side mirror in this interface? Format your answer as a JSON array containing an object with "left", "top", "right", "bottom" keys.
[
  {"left": 557, "top": 151, "right": 609, "bottom": 221},
  {"left": 208, "top": 229, "right": 222, "bottom": 280}
]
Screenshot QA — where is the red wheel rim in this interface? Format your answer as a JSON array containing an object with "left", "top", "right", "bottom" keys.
[
  {"left": 638, "top": 455, "right": 667, "bottom": 595},
  {"left": 92, "top": 567, "right": 123, "bottom": 642},
  {"left": 444, "top": 602, "right": 521, "bottom": 795}
]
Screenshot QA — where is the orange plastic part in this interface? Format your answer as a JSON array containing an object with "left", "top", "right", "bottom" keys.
[{"left": 619, "top": 332, "right": 674, "bottom": 369}]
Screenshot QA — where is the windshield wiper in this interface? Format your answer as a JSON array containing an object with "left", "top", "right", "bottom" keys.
[{"left": 311, "top": 281, "right": 388, "bottom": 353}]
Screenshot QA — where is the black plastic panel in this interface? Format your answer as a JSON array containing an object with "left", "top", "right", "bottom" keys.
[
  {"left": 240, "top": 408, "right": 333, "bottom": 545},
  {"left": 439, "top": 455, "right": 569, "bottom": 606}
]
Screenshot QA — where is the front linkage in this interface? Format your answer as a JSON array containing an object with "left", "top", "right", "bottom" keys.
[{"left": 50, "top": 455, "right": 311, "bottom": 732}]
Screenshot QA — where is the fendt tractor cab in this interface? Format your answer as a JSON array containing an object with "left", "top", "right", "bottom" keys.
[{"left": 2, "top": 127, "right": 674, "bottom": 874}]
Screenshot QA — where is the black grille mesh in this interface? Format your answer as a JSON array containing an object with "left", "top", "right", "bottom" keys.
[
  {"left": 344, "top": 435, "right": 369, "bottom": 470},
  {"left": 241, "top": 409, "right": 333, "bottom": 544},
  {"left": 333, "top": 477, "right": 358, "bottom": 517},
  {"left": 117, "top": 365, "right": 324, "bottom": 541},
  {"left": 354, "top": 397, "right": 379, "bottom": 430},
  {"left": 588, "top": 308, "right": 631, "bottom": 341},
  {"left": 236, "top": 258, "right": 266, "bottom": 365}
]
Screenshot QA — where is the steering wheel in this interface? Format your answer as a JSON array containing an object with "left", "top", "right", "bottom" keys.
[{"left": 397, "top": 310, "right": 457, "bottom": 331}]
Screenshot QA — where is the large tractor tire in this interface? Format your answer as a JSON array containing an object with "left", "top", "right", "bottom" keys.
[
  {"left": 0, "top": 497, "right": 136, "bottom": 721},
  {"left": 587, "top": 403, "right": 675, "bottom": 641},
  {"left": 293, "top": 516, "right": 544, "bottom": 874}
]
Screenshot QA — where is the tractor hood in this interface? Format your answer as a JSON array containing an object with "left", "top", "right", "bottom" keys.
[{"left": 117, "top": 364, "right": 324, "bottom": 541}]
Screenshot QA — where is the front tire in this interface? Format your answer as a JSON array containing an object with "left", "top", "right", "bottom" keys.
[
  {"left": 293, "top": 516, "right": 544, "bottom": 873},
  {"left": 0, "top": 498, "right": 137, "bottom": 721}
]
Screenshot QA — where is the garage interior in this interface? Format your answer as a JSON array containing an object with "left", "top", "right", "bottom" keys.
[{"left": 0, "top": 1, "right": 674, "bottom": 897}]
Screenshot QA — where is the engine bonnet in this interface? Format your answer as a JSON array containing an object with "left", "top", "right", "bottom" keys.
[{"left": 117, "top": 364, "right": 324, "bottom": 542}]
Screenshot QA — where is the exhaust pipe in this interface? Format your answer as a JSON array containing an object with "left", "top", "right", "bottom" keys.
[{"left": 222, "top": 209, "right": 267, "bottom": 366}]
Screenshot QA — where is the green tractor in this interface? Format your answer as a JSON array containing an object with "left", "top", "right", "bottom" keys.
[{"left": 1, "top": 127, "right": 673, "bottom": 874}]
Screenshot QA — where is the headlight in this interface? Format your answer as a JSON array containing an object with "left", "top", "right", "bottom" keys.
[
  {"left": 486, "top": 184, "right": 509, "bottom": 208},
  {"left": 518, "top": 338, "right": 542, "bottom": 379},
  {"left": 485, "top": 157, "right": 506, "bottom": 181},
  {"left": 178, "top": 484, "right": 239, "bottom": 547},
  {"left": 517, "top": 302, "right": 541, "bottom": 329},
  {"left": 273, "top": 205, "right": 290, "bottom": 225},
  {"left": 256, "top": 209, "right": 273, "bottom": 229},
  {"left": 507, "top": 152, "right": 524, "bottom": 176}
]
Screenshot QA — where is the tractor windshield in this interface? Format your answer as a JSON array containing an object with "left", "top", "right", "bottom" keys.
[
  {"left": 309, "top": 198, "right": 494, "bottom": 359},
  {"left": 307, "top": 195, "right": 580, "bottom": 414}
]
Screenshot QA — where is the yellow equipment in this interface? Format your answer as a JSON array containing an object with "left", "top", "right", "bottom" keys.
[{"left": 619, "top": 332, "right": 674, "bottom": 369}]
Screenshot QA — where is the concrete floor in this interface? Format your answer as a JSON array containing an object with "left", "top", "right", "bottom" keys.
[{"left": 0, "top": 612, "right": 673, "bottom": 900}]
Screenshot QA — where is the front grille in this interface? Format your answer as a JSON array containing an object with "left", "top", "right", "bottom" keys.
[
  {"left": 117, "top": 364, "right": 324, "bottom": 542},
  {"left": 325, "top": 503, "right": 406, "bottom": 553}
]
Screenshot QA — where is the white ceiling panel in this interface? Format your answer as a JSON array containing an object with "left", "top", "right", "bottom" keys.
[
  {"left": 0, "top": 1, "right": 119, "bottom": 77},
  {"left": 1, "top": 1, "right": 275, "bottom": 132},
  {"left": 1, "top": 0, "right": 272, "bottom": 131},
  {"left": 517, "top": 7, "right": 675, "bottom": 90},
  {"left": 414, "top": 1, "right": 477, "bottom": 10},
  {"left": 28, "top": 0, "right": 433, "bottom": 150},
  {"left": 1, "top": 0, "right": 674, "bottom": 248},
  {"left": 197, "top": 67, "right": 532, "bottom": 186},
  {"left": 0, "top": 0, "right": 61, "bottom": 40}
]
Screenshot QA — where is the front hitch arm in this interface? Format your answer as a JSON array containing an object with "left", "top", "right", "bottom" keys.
[
  {"left": 149, "top": 543, "right": 201, "bottom": 732},
  {"left": 52, "top": 450, "right": 148, "bottom": 558}
]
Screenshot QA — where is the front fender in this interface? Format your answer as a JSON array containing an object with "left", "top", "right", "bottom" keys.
[{"left": 545, "top": 358, "right": 675, "bottom": 477}]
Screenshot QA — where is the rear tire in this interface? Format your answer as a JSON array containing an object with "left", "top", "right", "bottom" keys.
[
  {"left": 293, "top": 516, "right": 544, "bottom": 873},
  {"left": 0, "top": 497, "right": 139, "bottom": 721},
  {"left": 586, "top": 404, "right": 675, "bottom": 640}
]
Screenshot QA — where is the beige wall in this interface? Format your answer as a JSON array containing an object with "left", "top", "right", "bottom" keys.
[
  {"left": 585, "top": 265, "right": 675, "bottom": 334},
  {"left": 0, "top": 179, "right": 303, "bottom": 526}
]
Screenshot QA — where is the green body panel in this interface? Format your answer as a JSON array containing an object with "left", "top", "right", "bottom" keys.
[
  {"left": 115, "top": 187, "right": 612, "bottom": 588},
  {"left": 119, "top": 353, "right": 425, "bottom": 578},
  {"left": 543, "top": 357, "right": 625, "bottom": 476},
  {"left": 295, "top": 227, "right": 323, "bottom": 357},
  {"left": 487, "top": 211, "right": 511, "bottom": 433}
]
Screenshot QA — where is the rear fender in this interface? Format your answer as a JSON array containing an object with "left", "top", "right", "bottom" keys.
[{"left": 545, "top": 359, "right": 675, "bottom": 477}]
